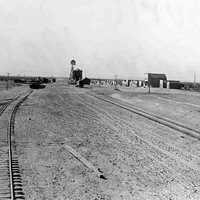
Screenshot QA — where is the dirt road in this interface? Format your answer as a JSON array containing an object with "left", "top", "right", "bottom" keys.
[{"left": 14, "top": 83, "right": 200, "bottom": 200}]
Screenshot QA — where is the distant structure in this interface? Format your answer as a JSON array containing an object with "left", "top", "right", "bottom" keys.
[
  {"left": 148, "top": 73, "right": 167, "bottom": 88},
  {"left": 68, "top": 59, "right": 88, "bottom": 86},
  {"left": 168, "top": 80, "right": 184, "bottom": 89},
  {"left": 79, "top": 77, "right": 91, "bottom": 88},
  {"left": 72, "top": 68, "right": 83, "bottom": 82},
  {"left": 0, "top": 75, "right": 55, "bottom": 84},
  {"left": 69, "top": 59, "right": 76, "bottom": 84},
  {"left": 69, "top": 59, "right": 82, "bottom": 84}
]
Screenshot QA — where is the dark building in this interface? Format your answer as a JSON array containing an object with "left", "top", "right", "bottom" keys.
[
  {"left": 148, "top": 73, "right": 167, "bottom": 88},
  {"left": 73, "top": 69, "right": 82, "bottom": 82},
  {"left": 168, "top": 80, "right": 184, "bottom": 89},
  {"left": 79, "top": 77, "right": 91, "bottom": 88}
]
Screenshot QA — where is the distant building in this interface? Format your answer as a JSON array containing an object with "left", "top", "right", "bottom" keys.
[
  {"left": 168, "top": 80, "right": 184, "bottom": 89},
  {"left": 78, "top": 77, "right": 91, "bottom": 88},
  {"left": 72, "top": 69, "right": 82, "bottom": 82},
  {"left": 148, "top": 73, "right": 167, "bottom": 88}
]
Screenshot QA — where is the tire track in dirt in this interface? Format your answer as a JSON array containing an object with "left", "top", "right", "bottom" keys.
[
  {"left": 72, "top": 93, "right": 200, "bottom": 188},
  {"left": 71, "top": 92, "right": 200, "bottom": 199},
  {"left": 111, "top": 92, "right": 200, "bottom": 131},
  {"left": 16, "top": 86, "right": 200, "bottom": 199},
  {"left": 33, "top": 89, "right": 179, "bottom": 198},
  {"left": 77, "top": 93, "right": 200, "bottom": 160}
]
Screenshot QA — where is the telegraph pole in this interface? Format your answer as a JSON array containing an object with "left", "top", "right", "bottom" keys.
[
  {"left": 6, "top": 73, "right": 10, "bottom": 90},
  {"left": 148, "top": 82, "right": 151, "bottom": 93},
  {"left": 194, "top": 72, "right": 196, "bottom": 89},
  {"left": 144, "top": 73, "right": 150, "bottom": 94},
  {"left": 114, "top": 75, "right": 118, "bottom": 90}
]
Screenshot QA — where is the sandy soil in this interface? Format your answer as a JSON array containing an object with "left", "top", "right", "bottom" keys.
[
  {"left": 0, "top": 84, "right": 29, "bottom": 101},
  {"left": 91, "top": 86, "right": 200, "bottom": 130},
  {"left": 14, "top": 83, "right": 200, "bottom": 200}
]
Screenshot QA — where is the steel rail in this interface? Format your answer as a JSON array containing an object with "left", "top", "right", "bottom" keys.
[
  {"left": 0, "top": 91, "right": 32, "bottom": 200},
  {"left": 90, "top": 93, "right": 200, "bottom": 140},
  {"left": 8, "top": 90, "right": 32, "bottom": 200}
]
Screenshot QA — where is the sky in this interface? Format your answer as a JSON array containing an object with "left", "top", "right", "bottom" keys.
[{"left": 0, "top": 0, "right": 200, "bottom": 81}]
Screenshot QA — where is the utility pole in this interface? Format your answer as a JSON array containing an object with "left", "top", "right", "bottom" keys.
[
  {"left": 148, "top": 82, "right": 151, "bottom": 93},
  {"left": 194, "top": 72, "right": 196, "bottom": 89},
  {"left": 6, "top": 73, "right": 10, "bottom": 90},
  {"left": 194, "top": 72, "right": 196, "bottom": 83},
  {"left": 114, "top": 75, "right": 118, "bottom": 90},
  {"left": 84, "top": 68, "right": 86, "bottom": 78},
  {"left": 144, "top": 73, "right": 150, "bottom": 94}
]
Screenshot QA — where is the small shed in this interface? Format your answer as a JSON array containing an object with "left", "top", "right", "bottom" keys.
[
  {"left": 148, "top": 73, "right": 167, "bottom": 88},
  {"left": 168, "top": 80, "right": 184, "bottom": 89},
  {"left": 79, "top": 77, "right": 91, "bottom": 88}
]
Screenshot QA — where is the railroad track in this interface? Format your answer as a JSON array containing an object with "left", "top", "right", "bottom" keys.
[
  {"left": 89, "top": 93, "right": 200, "bottom": 140},
  {"left": 0, "top": 96, "right": 19, "bottom": 116},
  {"left": 0, "top": 90, "right": 32, "bottom": 200}
]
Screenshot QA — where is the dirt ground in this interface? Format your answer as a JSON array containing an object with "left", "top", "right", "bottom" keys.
[
  {"left": 0, "top": 84, "right": 29, "bottom": 100},
  {"left": 11, "top": 82, "right": 200, "bottom": 200},
  {"left": 107, "top": 87, "right": 200, "bottom": 130}
]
